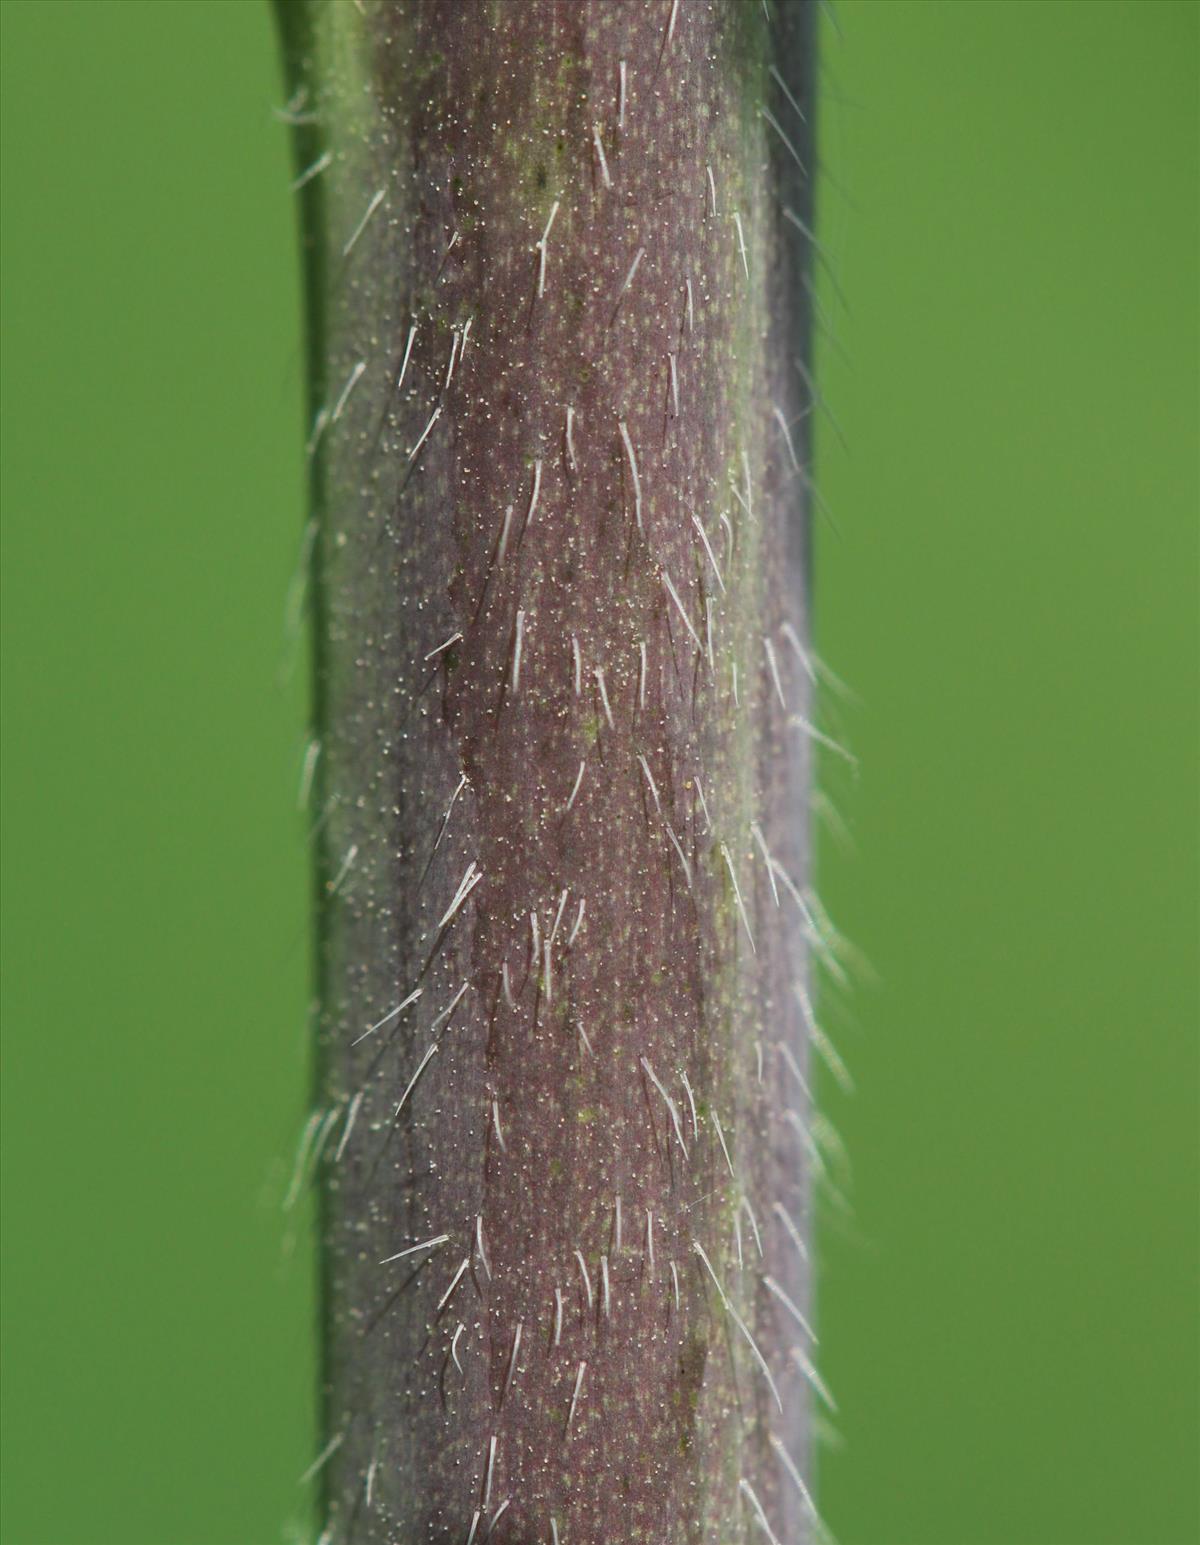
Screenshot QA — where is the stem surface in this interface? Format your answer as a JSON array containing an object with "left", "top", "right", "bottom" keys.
[{"left": 277, "top": 3, "right": 820, "bottom": 1539}]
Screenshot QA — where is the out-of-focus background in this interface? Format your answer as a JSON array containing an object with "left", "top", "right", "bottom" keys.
[{"left": 1, "top": 2, "right": 1195, "bottom": 1542}]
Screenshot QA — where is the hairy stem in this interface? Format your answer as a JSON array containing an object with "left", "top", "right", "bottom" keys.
[{"left": 276, "top": 2, "right": 821, "bottom": 1539}]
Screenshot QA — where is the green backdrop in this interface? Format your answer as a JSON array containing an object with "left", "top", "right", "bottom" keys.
[{"left": 2, "top": 3, "right": 1196, "bottom": 1543}]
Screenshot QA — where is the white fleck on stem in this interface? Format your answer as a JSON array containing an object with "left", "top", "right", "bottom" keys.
[
  {"left": 571, "top": 634, "right": 582, "bottom": 695},
  {"left": 553, "top": 1286, "right": 564, "bottom": 1347},
  {"left": 668, "top": 351, "right": 680, "bottom": 417},
  {"left": 564, "top": 404, "right": 577, "bottom": 471},
  {"left": 618, "top": 60, "right": 627, "bottom": 129},
  {"left": 638, "top": 640, "right": 648, "bottom": 709},
  {"left": 646, "top": 1210, "right": 656, "bottom": 1280},
  {"left": 567, "top": 897, "right": 586, "bottom": 949},
  {"left": 600, "top": 1255, "right": 611, "bottom": 1318},
  {"left": 450, "top": 1322, "right": 465, "bottom": 1374},
  {"left": 706, "top": 162, "right": 718, "bottom": 217}
]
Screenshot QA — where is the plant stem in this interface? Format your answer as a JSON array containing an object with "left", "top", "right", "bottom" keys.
[{"left": 276, "top": 2, "right": 821, "bottom": 1538}]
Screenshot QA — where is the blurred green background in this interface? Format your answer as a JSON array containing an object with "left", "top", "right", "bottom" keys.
[{"left": 1, "top": 2, "right": 1195, "bottom": 1542}]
